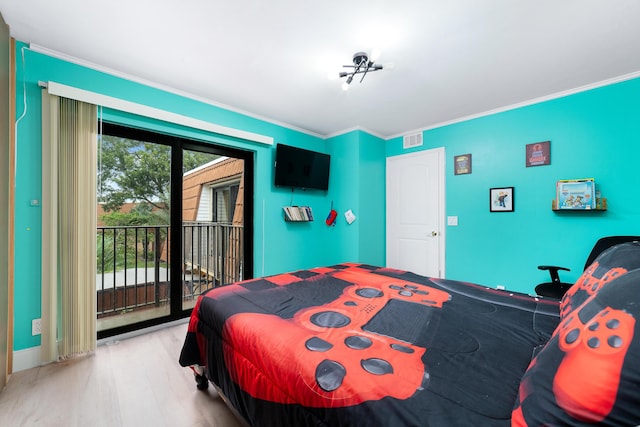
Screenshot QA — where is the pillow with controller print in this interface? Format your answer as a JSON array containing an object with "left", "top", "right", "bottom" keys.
[
  {"left": 559, "top": 242, "right": 640, "bottom": 319},
  {"left": 513, "top": 267, "right": 640, "bottom": 426}
]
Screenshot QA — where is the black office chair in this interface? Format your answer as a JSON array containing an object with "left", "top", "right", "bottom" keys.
[{"left": 535, "top": 236, "right": 640, "bottom": 299}]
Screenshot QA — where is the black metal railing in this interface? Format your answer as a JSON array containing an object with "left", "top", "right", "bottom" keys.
[
  {"left": 96, "top": 222, "right": 243, "bottom": 317},
  {"left": 182, "top": 222, "right": 244, "bottom": 294}
]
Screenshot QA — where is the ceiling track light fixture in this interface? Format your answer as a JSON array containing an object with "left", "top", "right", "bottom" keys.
[{"left": 339, "top": 51, "right": 383, "bottom": 90}]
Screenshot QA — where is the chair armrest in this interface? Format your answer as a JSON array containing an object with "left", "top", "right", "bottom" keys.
[
  {"left": 538, "top": 265, "right": 570, "bottom": 285},
  {"left": 537, "top": 265, "right": 570, "bottom": 272}
]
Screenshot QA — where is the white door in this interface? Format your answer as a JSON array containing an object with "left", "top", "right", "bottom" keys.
[{"left": 386, "top": 147, "right": 444, "bottom": 277}]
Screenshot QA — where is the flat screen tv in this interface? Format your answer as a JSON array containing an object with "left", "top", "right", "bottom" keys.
[{"left": 274, "top": 143, "right": 330, "bottom": 191}]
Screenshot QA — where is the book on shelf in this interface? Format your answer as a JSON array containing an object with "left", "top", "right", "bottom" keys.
[
  {"left": 283, "top": 207, "right": 293, "bottom": 221},
  {"left": 292, "top": 206, "right": 301, "bottom": 221},
  {"left": 556, "top": 178, "right": 595, "bottom": 209},
  {"left": 304, "top": 206, "right": 314, "bottom": 221}
]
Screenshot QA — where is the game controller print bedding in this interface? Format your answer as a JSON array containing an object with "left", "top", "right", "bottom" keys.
[
  {"left": 180, "top": 263, "right": 559, "bottom": 426},
  {"left": 179, "top": 242, "right": 640, "bottom": 426}
]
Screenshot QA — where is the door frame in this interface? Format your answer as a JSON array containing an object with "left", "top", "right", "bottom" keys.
[
  {"left": 385, "top": 147, "right": 446, "bottom": 277},
  {"left": 97, "top": 123, "right": 254, "bottom": 339}
]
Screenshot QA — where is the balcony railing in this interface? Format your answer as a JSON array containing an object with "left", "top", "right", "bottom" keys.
[{"left": 97, "top": 222, "right": 243, "bottom": 318}]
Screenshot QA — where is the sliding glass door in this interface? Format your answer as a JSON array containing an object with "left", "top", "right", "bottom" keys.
[
  {"left": 96, "top": 128, "right": 173, "bottom": 333},
  {"left": 97, "top": 123, "right": 253, "bottom": 338},
  {"left": 181, "top": 152, "right": 245, "bottom": 311}
]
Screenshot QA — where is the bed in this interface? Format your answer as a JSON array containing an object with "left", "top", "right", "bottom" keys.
[{"left": 179, "top": 242, "right": 640, "bottom": 426}]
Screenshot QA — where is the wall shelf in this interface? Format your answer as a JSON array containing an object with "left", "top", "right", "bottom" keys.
[
  {"left": 283, "top": 206, "right": 314, "bottom": 222},
  {"left": 551, "top": 198, "right": 607, "bottom": 211}
]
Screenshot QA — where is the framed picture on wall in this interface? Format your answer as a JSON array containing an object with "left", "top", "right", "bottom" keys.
[
  {"left": 526, "top": 141, "right": 551, "bottom": 167},
  {"left": 490, "top": 187, "right": 514, "bottom": 212},
  {"left": 454, "top": 154, "right": 472, "bottom": 175}
]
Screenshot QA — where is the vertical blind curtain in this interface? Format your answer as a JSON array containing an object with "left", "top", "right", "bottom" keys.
[{"left": 41, "top": 92, "right": 98, "bottom": 362}]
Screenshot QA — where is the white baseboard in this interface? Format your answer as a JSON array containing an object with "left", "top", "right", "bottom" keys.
[
  {"left": 12, "top": 318, "right": 190, "bottom": 373},
  {"left": 12, "top": 346, "right": 42, "bottom": 372}
]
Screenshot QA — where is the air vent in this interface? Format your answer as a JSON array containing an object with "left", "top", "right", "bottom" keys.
[{"left": 403, "top": 133, "right": 423, "bottom": 149}]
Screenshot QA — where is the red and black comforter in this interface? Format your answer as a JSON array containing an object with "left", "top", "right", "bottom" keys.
[{"left": 179, "top": 263, "right": 560, "bottom": 426}]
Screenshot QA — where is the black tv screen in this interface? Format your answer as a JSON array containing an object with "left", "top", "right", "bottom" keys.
[{"left": 274, "top": 143, "right": 330, "bottom": 191}]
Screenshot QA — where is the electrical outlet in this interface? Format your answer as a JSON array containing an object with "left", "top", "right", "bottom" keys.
[{"left": 32, "top": 318, "right": 42, "bottom": 336}]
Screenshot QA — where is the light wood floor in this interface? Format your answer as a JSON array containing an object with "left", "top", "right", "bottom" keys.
[{"left": 0, "top": 323, "right": 244, "bottom": 427}]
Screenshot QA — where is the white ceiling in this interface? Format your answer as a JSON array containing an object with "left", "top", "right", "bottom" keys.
[{"left": 2, "top": 0, "right": 640, "bottom": 138}]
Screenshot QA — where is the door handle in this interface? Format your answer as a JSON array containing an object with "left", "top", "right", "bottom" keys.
[{"left": 431, "top": 231, "right": 438, "bottom": 237}]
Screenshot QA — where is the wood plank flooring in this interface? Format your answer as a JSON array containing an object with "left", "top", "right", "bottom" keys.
[{"left": 0, "top": 323, "right": 243, "bottom": 427}]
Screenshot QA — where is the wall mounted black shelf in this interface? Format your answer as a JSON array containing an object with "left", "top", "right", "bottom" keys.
[{"left": 283, "top": 206, "right": 314, "bottom": 222}]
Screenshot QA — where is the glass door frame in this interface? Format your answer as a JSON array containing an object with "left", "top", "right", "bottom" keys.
[{"left": 97, "top": 122, "right": 254, "bottom": 339}]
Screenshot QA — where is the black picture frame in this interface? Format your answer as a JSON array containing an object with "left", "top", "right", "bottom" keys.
[{"left": 490, "top": 187, "right": 514, "bottom": 212}]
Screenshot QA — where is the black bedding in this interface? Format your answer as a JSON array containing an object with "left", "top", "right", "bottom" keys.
[{"left": 180, "top": 263, "right": 560, "bottom": 426}]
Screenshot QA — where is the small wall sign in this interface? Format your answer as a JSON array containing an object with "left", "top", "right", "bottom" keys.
[
  {"left": 526, "top": 141, "right": 550, "bottom": 167},
  {"left": 454, "top": 154, "right": 472, "bottom": 175}
]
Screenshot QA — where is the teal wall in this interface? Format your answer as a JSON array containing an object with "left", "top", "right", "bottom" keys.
[
  {"left": 12, "top": 38, "right": 640, "bottom": 354},
  {"left": 12, "top": 42, "right": 385, "bottom": 351},
  {"left": 387, "top": 77, "right": 640, "bottom": 291},
  {"left": 326, "top": 130, "right": 386, "bottom": 265}
]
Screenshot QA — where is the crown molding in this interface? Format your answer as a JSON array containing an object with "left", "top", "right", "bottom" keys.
[
  {"left": 28, "top": 44, "right": 322, "bottom": 140},
  {"left": 388, "top": 70, "right": 640, "bottom": 140}
]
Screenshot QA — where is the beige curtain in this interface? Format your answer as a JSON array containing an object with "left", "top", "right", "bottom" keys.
[{"left": 42, "top": 92, "right": 97, "bottom": 362}]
